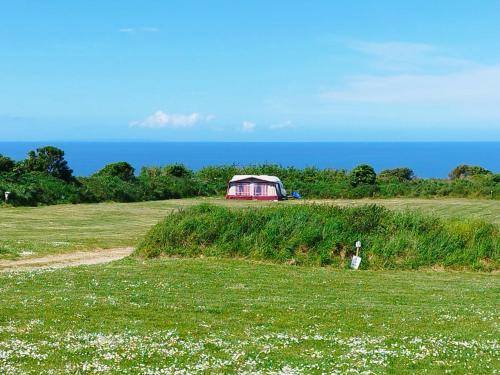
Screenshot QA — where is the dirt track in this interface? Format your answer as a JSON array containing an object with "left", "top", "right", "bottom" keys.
[{"left": 0, "top": 247, "right": 134, "bottom": 272}]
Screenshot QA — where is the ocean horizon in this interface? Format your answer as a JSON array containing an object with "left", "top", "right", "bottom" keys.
[{"left": 1, "top": 141, "right": 498, "bottom": 178}]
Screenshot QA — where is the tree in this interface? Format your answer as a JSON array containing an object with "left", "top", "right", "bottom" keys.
[
  {"left": 378, "top": 167, "right": 415, "bottom": 182},
  {"left": 0, "top": 154, "right": 15, "bottom": 173},
  {"left": 139, "top": 166, "right": 162, "bottom": 178},
  {"left": 95, "top": 162, "right": 135, "bottom": 181},
  {"left": 162, "top": 164, "right": 192, "bottom": 178},
  {"left": 19, "top": 146, "right": 73, "bottom": 181},
  {"left": 349, "top": 164, "right": 376, "bottom": 187},
  {"left": 448, "top": 164, "right": 491, "bottom": 180}
]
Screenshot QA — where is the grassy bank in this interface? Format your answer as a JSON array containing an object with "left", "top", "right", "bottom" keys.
[
  {"left": 0, "top": 258, "right": 498, "bottom": 373},
  {"left": 1, "top": 197, "right": 499, "bottom": 259},
  {"left": 137, "top": 204, "right": 499, "bottom": 270}
]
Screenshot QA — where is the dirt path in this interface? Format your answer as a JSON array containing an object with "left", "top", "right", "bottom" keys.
[{"left": 0, "top": 247, "right": 134, "bottom": 272}]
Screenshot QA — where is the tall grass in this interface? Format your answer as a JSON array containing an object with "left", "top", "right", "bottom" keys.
[{"left": 136, "top": 204, "right": 499, "bottom": 270}]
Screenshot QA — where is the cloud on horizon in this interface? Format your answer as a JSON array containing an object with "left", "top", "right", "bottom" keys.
[
  {"left": 130, "top": 110, "right": 214, "bottom": 129},
  {"left": 241, "top": 121, "right": 256, "bottom": 132},
  {"left": 320, "top": 40, "right": 500, "bottom": 122},
  {"left": 269, "top": 120, "right": 294, "bottom": 130}
]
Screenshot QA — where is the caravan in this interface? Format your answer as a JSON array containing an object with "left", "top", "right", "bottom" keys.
[{"left": 225, "top": 175, "right": 287, "bottom": 200}]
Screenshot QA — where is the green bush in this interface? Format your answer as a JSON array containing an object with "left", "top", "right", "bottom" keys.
[
  {"left": 162, "top": 164, "right": 192, "bottom": 178},
  {"left": 378, "top": 167, "right": 415, "bottom": 182},
  {"left": 79, "top": 175, "right": 145, "bottom": 202},
  {"left": 0, "top": 154, "right": 15, "bottom": 173},
  {"left": 0, "top": 172, "right": 83, "bottom": 206},
  {"left": 449, "top": 164, "right": 492, "bottom": 180},
  {"left": 349, "top": 164, "right": 377, "bottom": 187},
  {"left": 138, "top": 174, "right": 205, "bottom": 200},
  {"left": 136, "top": 204, "right": 499, "bottom": 270},
  {"left": 94, "top": 162, "right": 135, "bottom": 181}
]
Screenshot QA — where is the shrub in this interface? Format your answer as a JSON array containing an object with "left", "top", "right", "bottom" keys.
[
  {"left": 162, "top": 164, "right": 192, "bottom": 178},
  {"left": 0, "top": 172, "right": 83, "bottom": 206},
  {"left": 449, "top": 164, "right": 492, "bottom": 180},
  {"left": 80, "top": 175, "right": 144, "bottom": 202},
  {"left": 378, "top": 167, "right": 415, "bottom": 182},
  {"left": 0, "top": 154, "right": 15, "bottom": 173},
  {"left": 136, "top": 204, "right": 499, "bottom": 270},
  {"left": 95, "top": 162, "right": 135, "bottom": 181},
  {"left": 138, "top": 174, "right": 204, "bottom": 200},
  {"left": 349, "top": 164, "right": 376, "bottom": 187}
]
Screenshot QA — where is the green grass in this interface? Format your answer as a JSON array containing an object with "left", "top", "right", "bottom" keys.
[
  {"left": 310, "top": 198, "right": 500, "bottom": 225},
  {"left": 1, "top": 197, "right": 499, "bottom": 259},
  {"left": 137, "top": 204, "right": 499, "bottom": 270},
  {"left": 0, "top": 198, "right": 259, "bottom": 258},
  {"left": 0, "top": 258, "right": 498, "bottom": 373},
  {"left": 1, "top": 198, "right": 499, "bottom": 372}
]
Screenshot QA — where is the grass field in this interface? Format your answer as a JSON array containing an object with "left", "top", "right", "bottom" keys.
[
  {"left": 1, "top": 197, "right": 499, "bottom": 259},
  {"left": 1, "top": 198, "right": 499, "bottom": 373},
  {"left": 0, "top": 258, "right": 498, "bottom": 373},
  {"left": 308, "top": 198, "right": 500, "bottom": 225}
]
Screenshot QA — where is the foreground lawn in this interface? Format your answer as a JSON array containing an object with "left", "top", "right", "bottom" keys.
[
  {"left": 0, "top": 258, "right": 498, "bottom": 373},
  {"left": 1, "top": 197, "right": 498, "bottom": 258}
]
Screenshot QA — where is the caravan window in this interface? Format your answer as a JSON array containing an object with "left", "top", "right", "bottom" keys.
[
  {"left": 254, "top": 183, "right": 268, "bottom": 196},
  {"left": 235, "top": 183, "right": 250, "bottom": 196}
]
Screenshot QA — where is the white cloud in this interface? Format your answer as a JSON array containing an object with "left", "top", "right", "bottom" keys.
[
  {"left": 119, "top": 27, "right": 160, "bottom": 33},
  {"left": 269, "top": 120, "right": 294, "bottom": 129},
  {"left": 130, "top": 110, "right": 214, "bottom": 128},
  {"left": 346, "top": 39, "right": 478, "bottom": 72},
  {"left": 323, "top": 67, "right": 500, "bottom": 103},
  {"left": 320, "top": 40, "right": 500, "bottom": 121},
  {"left": 349, "top": 40, "right": 435, "bottom": 59},
  {"left": 322, "top": 66, "right": 500, "bottom": 120},
  {"left": 241, "top": 121, "right": 256, "bottom": 132}
]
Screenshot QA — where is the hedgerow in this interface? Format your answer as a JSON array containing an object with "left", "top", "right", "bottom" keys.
[{"left": 0, "top": 146, "right": 498, "bottom": 206}]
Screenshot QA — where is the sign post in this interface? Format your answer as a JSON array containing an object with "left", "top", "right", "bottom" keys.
[
  {"left": 4, "top": 191, "right": 10, "bottom": 203},
  {"left": 351, "top": 240, "right": 362, "bottom": 269}
]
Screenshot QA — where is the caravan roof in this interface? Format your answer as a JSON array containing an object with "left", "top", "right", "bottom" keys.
[{"left": 229, "top": 175, "right": 282, "bottom": 183}]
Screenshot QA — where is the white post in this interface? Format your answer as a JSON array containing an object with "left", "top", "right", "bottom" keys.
[
  {"left": 4, "top": 191, "right": 10, "bottom": 203},
  {"left": 351, "top": 240, "right": 362, "bottom": 269},
  {"left": 355, "top": 240, "right": 362, "bottom": 256}
]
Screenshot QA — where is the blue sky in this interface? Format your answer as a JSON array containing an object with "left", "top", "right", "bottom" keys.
[{"left": 1, "top": 1, "right": 500, "bottom": 141}]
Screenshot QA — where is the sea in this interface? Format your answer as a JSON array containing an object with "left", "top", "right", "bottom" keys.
[{"left": 0, "top": 142, "right": 498, "bottom": 178}]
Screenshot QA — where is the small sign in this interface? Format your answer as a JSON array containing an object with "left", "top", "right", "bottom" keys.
[
  {"left": 355, "top": 240, "right": 361, "bottom": 249},
  {"left": 351, "top": 255, "right": 362, "bottom": 269}
]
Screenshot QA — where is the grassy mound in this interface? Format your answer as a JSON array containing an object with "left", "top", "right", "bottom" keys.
[{"left": 136, "top": 204, "right": 499, "bottom": 270}]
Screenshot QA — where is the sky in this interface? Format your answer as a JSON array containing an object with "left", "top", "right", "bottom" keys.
[{"left": 1, "top": 0, "right": 500, "bottom": 141}]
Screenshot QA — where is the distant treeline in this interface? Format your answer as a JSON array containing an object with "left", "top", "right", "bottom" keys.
[{"left": 0, "top": 146, "right": 498, "bottom": 206}]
